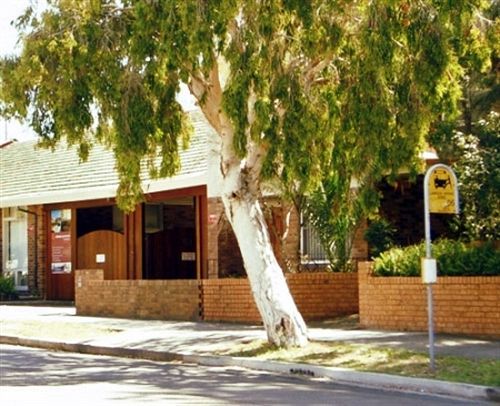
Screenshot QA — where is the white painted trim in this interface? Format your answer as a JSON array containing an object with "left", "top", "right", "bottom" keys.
[{"left": 0, "top": 172, "right": 208, "bottom": 208}]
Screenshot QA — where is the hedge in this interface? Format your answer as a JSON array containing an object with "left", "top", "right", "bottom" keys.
[{"left": 373, "top": 239, "right": 500, "bottom": 277}]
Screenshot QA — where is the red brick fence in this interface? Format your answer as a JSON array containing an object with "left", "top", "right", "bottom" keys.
[
  {"left": 75, "top": 270, "right": 201, "bottom": 320},
  {"left": 358, "top": 262, "right": 500, "bottom": 337},
  {"left": 76, "top": 265, "right": 500, "bottom": 338},
  {"left": 202, "top": 272, "right": 359, "bottom": 322},
  {"left": 75, "top": 269, "right": 358, "bottom": 323}
]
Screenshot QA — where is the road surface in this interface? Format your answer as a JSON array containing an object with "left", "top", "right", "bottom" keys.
[{"left": 0, "top": 344, "right": 484, "bottom": 405}]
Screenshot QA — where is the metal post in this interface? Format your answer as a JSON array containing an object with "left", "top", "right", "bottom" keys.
[
  {"left": 423, "top": 169, "right": 435, "bottom": 371},
  {"left": 423, "top": 163, "right": 459, "bottom": 372},
  {"left": 426, "top": 284, "right": 435, "bottom": 370}
]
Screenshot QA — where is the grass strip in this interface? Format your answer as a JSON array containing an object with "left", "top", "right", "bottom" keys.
[{"left": 218, "top": 340, "right": 500, "bottom": 387}]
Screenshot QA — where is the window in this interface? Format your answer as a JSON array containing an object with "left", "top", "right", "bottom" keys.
[
  {"left": 300, "top": 214, "right": 328, "bottom": 264},
  {"left": 2, "top": 207, "right": 28, "bottom": 290}
]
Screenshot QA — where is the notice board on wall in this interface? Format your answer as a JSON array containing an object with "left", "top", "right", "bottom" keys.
[{"left": 51, "top": 209, "right": 72, "bottom": 273}]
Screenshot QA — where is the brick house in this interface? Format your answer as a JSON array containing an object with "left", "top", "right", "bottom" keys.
[{"left": 1, "top": 110, "right": 368, "bottom": 302}]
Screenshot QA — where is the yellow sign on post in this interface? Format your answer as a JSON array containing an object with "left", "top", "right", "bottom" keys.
[
  {"left": 428, "top": 167, "right": 458, "bottom": 214},
  {"left": 423, "top": 163, "right": 459, "bottom": 371}
]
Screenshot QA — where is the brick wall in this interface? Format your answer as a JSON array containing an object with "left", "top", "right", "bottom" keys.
[
  {"left": 207, "top": 197, "right": 302, "bottom": 277},
  {"left": 282, "top": 203, "right": 301, "bottom": 272},
  {"left": 202, "top": 272, "right": 359, "bottom": 323},
  {"left": 206, "top": 197, "right": 370, "bottom": 278},
  {"left": 27, "top": 205, "right": 46, "bottom": 297},
  {"left": 217, "top": 215, "right": 246, "bottom": 278},
  {"left": 206, "top": 198, "right": 223, "bottom": 279},
  {"left": 75, "top": 269, "right": 358, "bottom": 324},
  {"left": 351, "top": 220, "right": 368, "bottom": 261},
  {"left": 0, "top": 209, "right": 3, "bottom": 277},
  {"left": 75, "top": 269, "right": 201, "bottom": 320},
  {"left": 358, "top": 262, "right": 500, "bottom": 337},
  {"left": 288, "top": 272, "right": 359, "bottom": 319},
  {"left": 202, "top": 278, "right": 261, "bottom": 323}
]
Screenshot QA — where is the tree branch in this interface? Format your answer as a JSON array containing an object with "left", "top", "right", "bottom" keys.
[{"left": 187, "top": 57, "right": 226, "bottom": 133}]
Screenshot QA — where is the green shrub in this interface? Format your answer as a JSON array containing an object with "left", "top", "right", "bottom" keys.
[
  {"left": 0, "top": 274, "right": 16, "bottom": 297},
  {"left": 373, "top": 239, "right": 500, "bottom": 277},
  {"left": 364, "top": 218, "right": 396, "bottom": 259}
]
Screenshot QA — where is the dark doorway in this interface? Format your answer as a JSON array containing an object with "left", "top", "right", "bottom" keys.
[
  {"left": 76, "top": 205, "right": 124, "bottom": 238},
  {"left": 143, "top": 197, "right": 197, "bottom": 279}
]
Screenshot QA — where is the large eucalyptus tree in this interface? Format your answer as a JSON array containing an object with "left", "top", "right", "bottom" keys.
[{"left": 0, "top": 0, "right": 490, "bottom": 347}]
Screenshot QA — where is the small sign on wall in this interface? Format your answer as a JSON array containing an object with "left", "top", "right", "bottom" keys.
[
  {"left": 181, "top": 252, "right": 196, "bottom": 261},
  {"left": 96, "top": 254, "right": 106, "bottom": 264}
]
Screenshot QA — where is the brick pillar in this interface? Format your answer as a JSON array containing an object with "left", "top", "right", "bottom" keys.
[
  {"left": 0, "top": 208, "right": 3, "bottom": 276},
  {"left": 283, "top": 205, "right": 301, "bottom": 272},
  {"left": 75, "top": 269, "right": 104, "bottom": 315},
  {"left": 358, "top": 261, "right": 372, "bottom": 328},
  {"left": 26, "top": 205, "right": 46, "bottom": 298},
  {"left": 207, "top": 197, "right": 224, "bottom": 279},
  {"left": 352, "top": 219, "right": 369, "bottom": 261}
]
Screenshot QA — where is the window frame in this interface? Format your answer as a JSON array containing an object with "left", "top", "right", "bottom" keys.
[
  {"left": 2, "top": 207, "right": 29, "bottom": 291},
  {"left": 299, "top": 213, "right": 329, "bottom": 265}
]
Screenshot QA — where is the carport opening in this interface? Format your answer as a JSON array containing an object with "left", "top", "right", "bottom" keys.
[{"left": 143, "top": 197, "right": 197, "bottom": 280}]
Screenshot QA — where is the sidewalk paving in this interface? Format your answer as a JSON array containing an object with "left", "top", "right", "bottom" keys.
[{"left": 1, "top": 304, "right": 499, "bottom": 402}]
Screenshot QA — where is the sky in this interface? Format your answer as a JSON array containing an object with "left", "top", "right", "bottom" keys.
[
  {"left": 0, "top": 0, "right": 197, "bottom": 143},
  {"left": 1, "top": 0, "right": 38, "bottom": 142}
]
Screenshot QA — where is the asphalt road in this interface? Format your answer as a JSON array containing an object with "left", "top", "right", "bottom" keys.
[{"left": 0, "top": 345, "right": 487, "bottom": 405}]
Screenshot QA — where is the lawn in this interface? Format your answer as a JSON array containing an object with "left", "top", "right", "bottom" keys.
[{"left": 216, "top": 339, "right": 500, "bottom": 387}]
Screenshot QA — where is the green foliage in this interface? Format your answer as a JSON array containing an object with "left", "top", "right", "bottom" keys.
[
  {"left": 431, "top": 113, "right": 499, "bottom": 242},
  {"left": 295, "top": 1, "right": 494, "bottom": 272},
  {"left": 0, "top": 275, "right": 16, "bottom": 297},
  {"left": 364, "top": 218, "right": 396, "bottom": 259},
  {"left": 307, "top": 2, "right": 499, "bottom": 268},
  {"left": 428, "top": 3, "right": 499, "bottom": 241},
  {"left": 373, "top": 239, "right": 500, "bottom": 277},
  {"left": 0, "top": 0, "right": 493, "bottom": 215},
  {"left": 305, "top": 181, "right": 379, "bottom": 272},
  {"left": 444, "top": 113, "right": 499, "bottom": 241}
]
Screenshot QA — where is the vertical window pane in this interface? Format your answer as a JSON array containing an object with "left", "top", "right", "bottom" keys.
[
  {"left": 300, "top": 214, "right": 328, "bottom": 263},
  {"left": 2, "top": 207, "right": 28, "bottom": 290}
]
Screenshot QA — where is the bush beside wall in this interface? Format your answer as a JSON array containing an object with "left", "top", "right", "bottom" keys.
[{"left": 373, "top": 239, "right": 500, "bottom": 277}]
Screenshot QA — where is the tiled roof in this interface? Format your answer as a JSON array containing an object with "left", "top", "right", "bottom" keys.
[{"left": 0, "top": 110, "right": 214, "bottom": 207}]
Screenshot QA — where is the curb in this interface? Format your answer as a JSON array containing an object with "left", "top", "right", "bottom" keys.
[{"left": 1, "top": 335, "right": 498, "bottom": 402}]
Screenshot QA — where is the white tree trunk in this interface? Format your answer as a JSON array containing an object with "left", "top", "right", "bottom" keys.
[
  {"left": 189, "top": 64, "right": 308, "bottom": 347},
  {"left": 221, "top": 164, "right": 309, "bottom": 348}
]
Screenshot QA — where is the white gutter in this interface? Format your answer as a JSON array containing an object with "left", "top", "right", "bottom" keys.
[{"left": 0, "top": 171, "right": 207, "bottom": 208}]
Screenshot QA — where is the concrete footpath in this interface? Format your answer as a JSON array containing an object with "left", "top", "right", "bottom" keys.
[{"left": 1, "top": 305, "right": 499, "bottom": 402}]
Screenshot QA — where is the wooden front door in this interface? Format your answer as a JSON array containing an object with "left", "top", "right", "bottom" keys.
[{"left": 77, "top": 230, "right": 126, "bottom": 280}]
